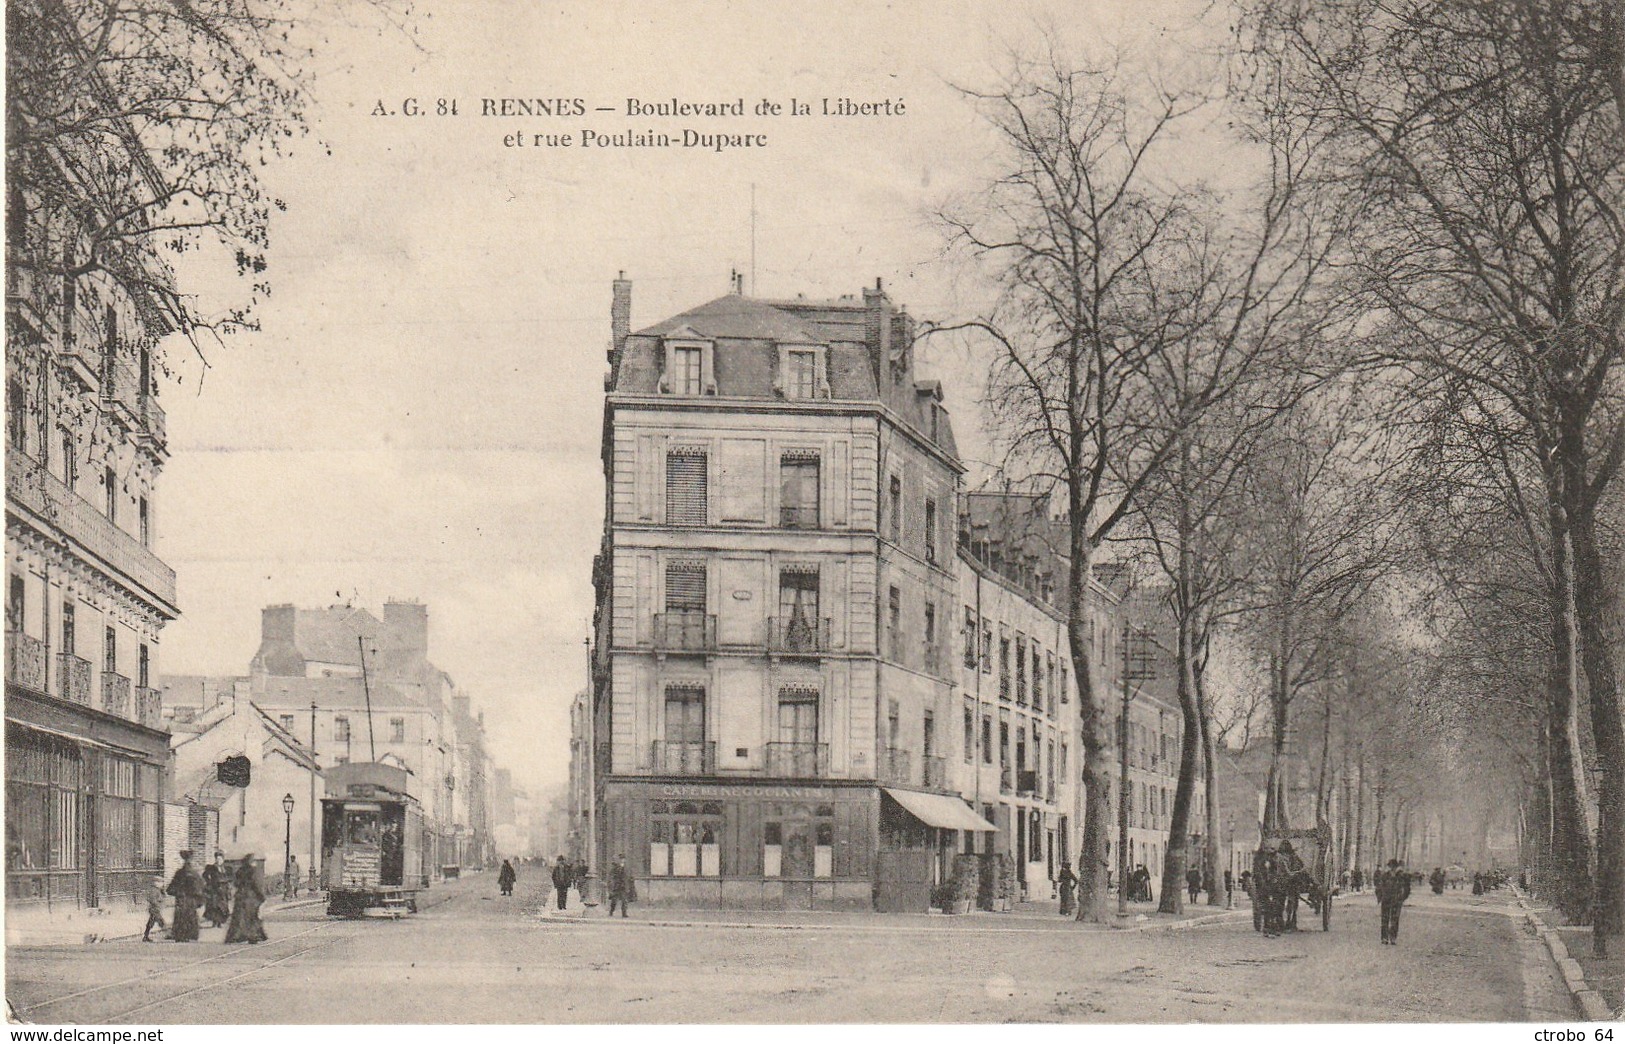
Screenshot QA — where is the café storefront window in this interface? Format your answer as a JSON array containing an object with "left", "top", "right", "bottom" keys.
[
  {"left": 763, "top": 802, "right": 834, "bottom": 879},
  {"left": 649, "top": 799, "right": 722, "bottom": 877}
]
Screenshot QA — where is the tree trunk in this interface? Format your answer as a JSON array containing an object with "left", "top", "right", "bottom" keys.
[
  {"left": 1545, "top": 513, "right": 1594, "bottom": 923},
  {"left": 1199, "top": 672, "right": 1224, "bottom": 906},
  {"left": 1263, "top": 650, "right": 1291, "bottom": 832},
  {"left": 1160, "top": 480, "right": 1201, "bottom": 914},
  {"left": 1070, "top": 527, "right": 1110, "bottom": 922},
  {"left": 1352, "top": 753, "right": 1365, "bottom": 877},
  {"left": 1572, "top": 509, "right": 1623, "bottom": 946}
]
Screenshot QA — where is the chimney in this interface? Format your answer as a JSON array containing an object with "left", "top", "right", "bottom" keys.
[
  {"left": 383, "top": 600, "right": 428, "bottom": 659},
  {"left": 862, "top": 279, "right": 890, "bottom": 386},
  {"left": 609, "top": 272, "right": 631, "bottom": 365}
]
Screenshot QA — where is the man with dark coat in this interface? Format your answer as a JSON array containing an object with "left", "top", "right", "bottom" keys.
[
  {"left": 549, "top": 855, "right": 571, "bottom": 909},
  {"left": 201, "top": 850, "right": 232, "bottom": 928},
  {"left": 224, "top": 856, "right": 268, "bottom": 944},
  {"left": 607, "top": 853, "right": 635, "bottom": 917},
  {"left": 165, "top": 851, "right": 205, "bottom": 942},
  {"left": 1255, "top": 849, "right": 1283, "bottom": 938},
  {"left": 498, "top": 859, "right": 517, "bottom": 897},
  {"left": 1376, "top": 858, "right": 1411, "bottom": 944},
  {"left": 1429, "top": 867, "right": 1446, "bottom": 895},
  {"left": 1186, "top": 866, "right": 1202, "bottom": 903}
]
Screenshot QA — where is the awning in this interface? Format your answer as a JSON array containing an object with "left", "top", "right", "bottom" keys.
[{"left": 882, "top": 788, "right": 998, "bottom": 832}]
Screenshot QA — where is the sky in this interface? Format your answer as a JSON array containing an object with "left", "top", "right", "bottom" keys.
[{"left": 155, "top": 0, "right": 1227, "bottom": 801}]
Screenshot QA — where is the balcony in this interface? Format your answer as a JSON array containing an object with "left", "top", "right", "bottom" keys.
[
  {"left": 652, "top": 612, "right": 716, "bottom": 654},
  {"left": 881, "top": 747, "right": 912, "bottom": 785},
  {"left": 136, "top": 686, "right": 162, "bottom": 730},
  {"left": 6, "top": 631, "right": 46, "bottom": 692},
  {"left": 139, "top": 395, "right": 166, "bottom": 449},
  {"left": 922, "top": 754, "right": 948, "bottom": 790},
  {"left": 768, "top": 615, "right": 831, "bottom": 656},
  {"left": 101, "top": 671, "right": 131, "bottom": 718},
  {"left": 766, "top": 741, "right": 828, "bottom": 778},
  {"left": 58, "top": 653, "right": 92, "bottom": 706},
  {"left": 7, "top": 454, "right": 177, "bottom": 609},
  {"left": 650, "top": 740, "right": 714, "bottom": 775}
]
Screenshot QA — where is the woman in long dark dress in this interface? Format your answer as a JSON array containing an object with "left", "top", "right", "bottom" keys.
[
  {"left": 165, "top": 851, "right": 205, "bottom": 942},
  {"left": 223, "top": 856, "right": 268, "bottom": 944},
  {"left": 201, "top": 851, "right": 232, "bottom": 928}
]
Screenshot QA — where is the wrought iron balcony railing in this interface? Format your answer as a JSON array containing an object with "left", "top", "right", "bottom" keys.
[
  {"left": 778, "top": 504, "right": 820, "bottom": 529},
  {"left": 8, "top": 454, "right": 177, "bottom": 607},
  {"left": 881, "top": 747, "right": 911, "bottom": 784},
  {"left": 652, "top": 612, "right": 716, "bottom": 653},
  {"left": 6, "top": 631, "right": 46, "bottom": 692},
  {"left": 650, "top": 740, "right": 715, "bottom": 775},
  {"left": 765, "top": 741, "right": 829, "bottom": 778},
  {"left": 768, "top": 615, "right": 831, "bottom": 655},
  {"left": 101, "top": 671, "right": 131, "bottom": 718},
  {"left": 136, "top": 686, "right": 163, "bottom": 730},
  {"left": 58, "top": 653, "right": 92, "bottom": 706}
]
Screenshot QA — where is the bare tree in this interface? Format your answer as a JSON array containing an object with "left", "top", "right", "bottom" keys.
[{"left": 1242, "top": 0, "right": 1625, "bottom": 937}]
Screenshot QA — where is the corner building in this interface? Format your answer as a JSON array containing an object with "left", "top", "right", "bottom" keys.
[{"left": 593, "top": 278, "right": 994, "bottom": 910}]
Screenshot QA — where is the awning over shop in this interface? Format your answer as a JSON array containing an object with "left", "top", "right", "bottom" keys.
[{"left": 882, "top": 788, "right": 998, "bottom": 832}]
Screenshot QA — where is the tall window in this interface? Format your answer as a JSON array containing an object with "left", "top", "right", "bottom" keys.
[
  {"left": 981, "top": 619, "right": 992, "bottom": 673},
  {"left": 61, "top": 430, "right": 76, "bottom": 490},
  {"left": 923, "top": 710, "right": 935, "bottom": 757},
  {"left": 335, "top": 716, "right": 351, "bottom": 743},
  {"left": 1046, "top": 653, "right": 1057, "bottom": 714},
  {"left": 7, "top": 379, "right": 26, "bottom": 451},
  {"left": 999, "top": 720, "right": 1010, "bottom": 773},
  {"left": 1032, "top": 641, "right": 1043, "bottom": 708},
  {"left": 963, "top": 705, "right": 974, "bottom": 762},
  {"left": 887, "top": 475, "right": 901, "bottom": 542},
  {"left": 779, "top": 452, "right": 819, "bottom": 528},
  {"left": 982, "top": 715, "right": 993, "bottom": 764},
  {"left": 663, "top": 685, "right": 706, "bottom": 773},
  {"left": 103, "top": 625, "right": 116, "bottom": 674},
  {"left": 138, "top": 496, "right": 150, "bottom": 547},
  {"left": 138, "top": 644, "right": 149, "bottom": 688},
  {"left": 774, "top": 686, "right": 820, "bottom": 776},
  {"left": 390, "top": 717, "right": 406, "bottom": 743},
  {"left": 7, "top": 575, "right": 23, "bottom": 633},
  {"left": 61, "top": 601, "right": 76, "bottom": 655},
  {"left": 777, "top": 568, "right": 820, "bottom": 651},
  {"left": 924, "top": 498, "right": 937, "bottom": 563},
  {"left": 923, "top": 602, "right": 936, "bottom": 664},
  {"left": 963, "top": 607, "right": 977, "bottom": 668},
  {"left": 665, "top": 449, "right": 708, "bottom": 525},
  {"left": 999, "top": 634, "right": 1011, "bottom": 698},
  {"left": 887, "top": 586, "right": 901, "bottom": 660},
  {"left": 104, "top": 466, "right": 117, "bottom": 523},
  {"left": 672, "top": 346, "right": 703, "bottom": 395},
  {"left": 786, "top": 349, "right": 817, "bottom": 398},
  {"left": 1016, "top": 636, "right": 1027, "bottom": 704}
]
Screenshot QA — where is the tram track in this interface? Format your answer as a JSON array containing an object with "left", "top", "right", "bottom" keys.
[
  {"left": 93, "top": 932, "right": 346, "bottom": 1024},
  {"left": 13, "top": 920, "right": 339, "bottom": 1022}
]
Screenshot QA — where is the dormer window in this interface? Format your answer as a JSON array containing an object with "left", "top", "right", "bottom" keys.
[
  {"left": 673, "top": 347, "right": 703, "bottom": 395},
  {"left": 660, "top": 332, "right": 715, "bottom": 396},
  {"left": 777, "top": 344, "right": 829, "bottom": 400}
]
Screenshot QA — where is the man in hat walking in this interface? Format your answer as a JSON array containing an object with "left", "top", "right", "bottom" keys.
[{"left": 1376, "top": 858, "right": 1411, "bottom": 944}]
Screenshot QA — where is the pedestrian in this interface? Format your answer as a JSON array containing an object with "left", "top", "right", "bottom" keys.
[
  {"left": 201, "top": 850, "right": 232, "bottom": 929},
  {"left": 1472, "top": 871, "right": 1484, "bottom": 896},
  {"left": 1255, "top": 849, "right": 1283, "bottom": 938},
  {"left": 142, "top": 875, "right": 167, "bottom": 942},
  {"left": 1186, "top": 865, "right": 1201, "bottom": 903},
  {"left": 550, "top": 855, "right": 572, "bottom": 910},
  {"left": 1429, "top": 867, "right": 1446, "bottom": 895},
  {"left": 607, "top": 853, "right": 635, "bottom": 918},
  {"left": 224, "top": 856, "right": 268, "bottom": 944},
  {"left": 1351, "top": 866, "right": 1363, "bottom": 893},
  {"left": 1057, "top": 861, "right": 1078, "bottom": 916},
  {"left": 286, "top": 854, "right": 300, "bottom": 900},
  {"left": 1131, "top": 863, "right": 1151, "bottom": 903},
  {"left": 1224, "top": 867, "right": 1235, "bottom": 908},
  {"left": 498, "top": 858, "right": 517, "bottom": 897},
  {"left": 1376, "top": 857, "right": 1411, "bottom": 945},
  {"left": 165, "top": 850, "right": 205, "bottom": 942}
]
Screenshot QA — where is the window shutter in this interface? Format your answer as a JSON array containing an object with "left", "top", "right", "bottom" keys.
[
  {"left": 666, "top": 450, "right": 708, "bottom": 524},
  {"left": 665, "top": 562, "right": 707, "bottom": 611}
]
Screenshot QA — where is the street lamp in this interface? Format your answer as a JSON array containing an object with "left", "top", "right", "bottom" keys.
[{"left": 282, "top": 793, "right": 295, "bottom": 900}]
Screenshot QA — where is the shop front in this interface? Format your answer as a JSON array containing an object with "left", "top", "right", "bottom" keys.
[{"left": 601, "top": 778, "right": 877, "bottom": 910}]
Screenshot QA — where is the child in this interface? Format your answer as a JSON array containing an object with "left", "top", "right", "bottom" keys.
[{"left": 143, "top": 875, "right": 167, "bottom": 942}]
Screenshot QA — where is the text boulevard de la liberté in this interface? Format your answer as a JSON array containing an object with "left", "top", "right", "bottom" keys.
[{"left": 368, "top": 95, "right": 907, "bottom": 153}]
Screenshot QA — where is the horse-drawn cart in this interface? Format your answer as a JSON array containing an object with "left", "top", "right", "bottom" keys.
[{"left": 1250, "top": 822, "right": 1336, "bottom": 933}]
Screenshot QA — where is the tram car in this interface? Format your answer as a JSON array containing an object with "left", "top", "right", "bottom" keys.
[{"left": 320, "top": 761, "right": 424, "bottom": 917}]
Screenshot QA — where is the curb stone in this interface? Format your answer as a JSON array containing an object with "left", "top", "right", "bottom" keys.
[{"left": 1516, "top": 887, "right": 1612, "bottom": 1022}]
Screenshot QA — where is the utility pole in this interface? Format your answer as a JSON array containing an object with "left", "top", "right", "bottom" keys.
[{"left": 358, "top": 635, "right": 377, "bottom": 762}]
